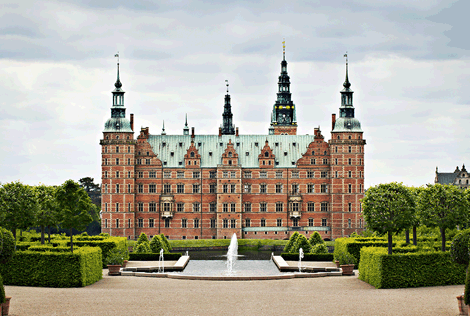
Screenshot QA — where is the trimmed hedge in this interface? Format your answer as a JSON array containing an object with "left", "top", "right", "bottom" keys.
[
  {"left": 334, "top": 237, "right": 397, "bottom": 265},
  {"left": 169, "top": 239, "right": 288, "bottom": 249},
  {"left": 281, "top": 253, "right": 334, "bottom": 261},
  {"left": 67, "top": 237, "right": 127, "bottom": 267},
  {"left": 0, "top": 247, "right": 102, "bottom": 287},
  {"left": 28, "top": 246, "right": 71, "bottom": 252},
  {"left": 129, "top": 253, "right": 182, "bottom": 261},
  {"left": 358, "top": 247, "right": 466, "bottom": 289}
]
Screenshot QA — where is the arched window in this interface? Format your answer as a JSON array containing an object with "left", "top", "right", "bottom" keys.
[
  {"left": 190, "top": 152, "right": 195, "bottom": 158},
  {"left": 265, "top": 151, "right": 269, "bottom": 157},
  {"left": 228, "top": 152, "right": 232, "bottom": 157},
  {"left": 348, "top": 219, "right": 351, "bottom": 228}
]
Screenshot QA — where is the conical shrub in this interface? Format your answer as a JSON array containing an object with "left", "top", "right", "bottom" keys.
[
  {"left": 309, "top": 231, "right": 324, "bottom": 247},
  {"left": 160, "top": 234, "right": 172, "bottom": 251},
  {"left": 137, "top": 233, "right": 149, "bottom": 245},
  {"left": 150, "top": 235, "right": 164, "bottom": 253},
  {"left": 284, "top": 232, "right": 300, "bottom": 253},
  {"left": 292, "top": 234, "right": 311, "bottom": 253}
]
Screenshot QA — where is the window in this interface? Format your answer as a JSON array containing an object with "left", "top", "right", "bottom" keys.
[
  {"left": 323, "top": 159, "right": 328, "bottom": 165},
  {"left": 348, "top": 171, "right": 352, "bottom": 178},
  {"left": 223, "top": 171, "right": 228, "bottom": 178},
  {"left": 230, "top": 219, "right": 236, "bottom": 228},
  {"left": 177, "top": 203, "right": 184, "bottom": 212},
  {"left": 308, "top": 202, "right": 314, "bottom": 212},
  {"left": 182, "top": 219, "right": 187, "bottom": 228},
  {"left": 276, "top": 171, "right": 283, "bottom": 179},
  {"left": 149, "top": 202, "right": 156, "bottom": 212},
  {"left": 292, "top": 218, "right": 299, "bottom": 227},
  {"left": 192, "top": 184, "right": 200, "bottom": 193},
  {"left": 260, "top": 171, "right": 267, "bottom": 178},
  {"left": 223, "top": 203, "right": 228, "bottom": 213},
  {"left": 210, "top": 218, "right": 216, "bottom": 228},
  {"left": 116, "top": 158, "right": 119, "bottom": 165},
  {"left": 177, "top": 171, "right": 184, "bottom": 178},
  {"left": 348, "top": 158, "right": 352, "bottom": 165},
  {"left": 128, "top": 219, "right": 131, "bottom": 228},
  {"left": 260, "top": 219, "right": 266, "bottom": 227},
  {"left": 348, "top": 184, "right": 352, "bottom": 193},
  {"left": 321, "top": 202, "right": 328, "bottom": 212},
  {"left": 292, "top": 202, "right": 299, "bottom": 212},
  {"left": 307, "top": 171, "right": 314, "bottom": 178},
  {"left": 210, "top": 203, "right": 216, "bottom": 212},
  {"left": 260, "top": 202, "right": 267, "bottom": 212},
  {"left": 308, "top": 184, "right": 314, "bottom": 193},
  {"left": 223, "top": 184, "right": 228, "bottom": 193},
  {"left": 277, "top": 219, "right": 282, "bottom": 227},
  {"left": 231, "top": 171, "right": 236, "bottom": 178},
  {"left": 116, "top": 202, "right": 119, "bottom": 212},
  {"left": 276, "top": 184, "right": 282, "bottom": 193},
  {"left": 231, "top": 203, "right": 236, "bottom": 212},
  {"left": 194, "top": 219, "right": 200, "bottom": 228},
  {"left": 209, "top": 171, "right": 216, "bottom": 178},
  {"left": 291, "top": 184, "right": 299, "bottom": 193},
  {"left": 146, "top": 159, "right": 150, "bottom": 165},
  {"left": 163, "top": 184, "right": 171, "bottom": 193},
  {"left": 244, "top": 203, "right": 251, "bottom": 213},
  {"left": 138, "top": 171, "right": 143, "bottom": 178},
  {"left": 244, "top": 184, "right": 251, "bottom": 193},
  {"left": 321, "top": 184, "right": 328, "bottom": 193},
  {"left": 260, "top": 184, "right": 267, "bottom": 193},
  {"left": 246, "top": 152, "right": 249, "bottom": 156},
  {"left": 128, "top": 203, "right": 131, "bottom": 212},
  {"left": 321, "top": 171, "right": 327, "bottom": 178},
  {"left": 177, "top": 184, "right": 184, "bottom": 193},
  {"left": 335, "top": 159, "right": 338, "bottom": 165},
  {"left": 149, "top": 184, "right": 156, "bottom": 193},
  {"left": 360, "top": 184, "right": 363, "bottom": 193},
  {"left": 308, "top": 218, "right": 314, "bottom": 226},
  {"left": 164, "top": 171, "right": 171, "bottom": 178},
  {"left": 291, "top": 171, "right": 299, "bottom": 178},
  {"left": 116, "top": 184, "right": 119, "bottom": 193},
  {"left": 163, "top": 202, "right": 171, "bottom": 212},
  {"left": 348, "top": 146, "right": 352, "bottom": 153},
  {"left": 348, "top": 203, "right": 352, "bottom": 212},
  {"left": 164, "top": 218, "right": 170, "bottom": 228},
  {"left": 138, "top": 218, "right": 143, "bottom": 228},
  {"left": 348, "top": 219, "right": 351, "bottom": 228},
  {"left": 149, "top": 218, "right": 154, "bottom": 228},
  {"left": 126, "top": 184, "right": 131, "bottom": 193},
  {"left": 231, "top": 184, "right": 236, "bottom": 193},
  {"left": 116, "top": 171, "right": 120, "bottom": 178},
  {"left": 210, "top": 183, "right": 216, "bottom": 193},
  {"left": 359, "top": 218, "right": 362, "bottom": 228},
  {"left": 245, "top": 218, "right": 251, "bottom": 227},
  {"left": 276, "top": 202, "right": 283, "bottom": 212},
  {"left": 193, "top": 203, "right": 200, "bottom": 212},
  {"left": 138, "top": 184, "right": 143, "bottom": 193},
  {"left": 128, "top": 171, "right": 131, "bottom": 178},
  {"left": 244, "top": 171, "right": 252, "bottom": 178},
  {"left": 221, "top": 219, "right": 228, "bottom": 228},
  {"left": 193, "top": 171, "right": 200, "bottom": 178},
  {"left": 138, "top": 202, "right": 144, "bottom": 212}
]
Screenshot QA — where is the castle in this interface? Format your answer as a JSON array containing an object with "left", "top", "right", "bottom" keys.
[{"left": 100, "top": 48, "right": 366, "bottom": 240}]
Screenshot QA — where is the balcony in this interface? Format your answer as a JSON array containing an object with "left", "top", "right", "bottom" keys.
[
  {"left": 289, "top": 210, "right": 302, "bottom": 218},
  {"left": 161, "top": 210, "right": 174, "bottom": 218}
]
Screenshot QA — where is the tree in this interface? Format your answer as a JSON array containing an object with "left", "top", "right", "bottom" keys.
[
  {"left": 79, "top": 177, "right": 101, "bottom": 235},
  {"left": 0, "top": 181, "right": 37, "bottom": 241},
  {"left": 34, "top": 185, "right": 60, "bottom": 244},
  {"left": 407, "top": 186, "right": 423, "bottom": 246},
  {"left": 417, "top": 184, "right": 469, "bottom": 252},
  {"left": 55, "top": 180, "right": 94, "bottom": 252},
  {"left": 361, "top": 182, "right": 415, "bottom": 254}
]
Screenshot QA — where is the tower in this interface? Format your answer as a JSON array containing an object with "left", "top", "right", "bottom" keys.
[
  {"left": 221, "top": 80, "right": 235, "bottom": 135},
  {"left": 329, "top": 53, "right": 366, "bottom": 239},
  {"left": 100, "top": 55, "right": 136, "bottom": 239},
  {"left": 270, "top": 40, "right": 297, "bottom": 135}
]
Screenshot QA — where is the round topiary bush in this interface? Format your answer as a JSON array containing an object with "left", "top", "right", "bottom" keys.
[
  {"left": 309, "top": 232, "right": 324, "bottom": 247},
  {"left": 0, "top": 227, "right": 15, "bottom": 264},
  {"left": 150, "top": 235, "right": 164, "bottom": 253},
  {"left": 450, "top": 228, "right": 470, "bottom": 266}
]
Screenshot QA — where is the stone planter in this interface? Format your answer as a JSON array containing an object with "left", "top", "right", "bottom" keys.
[
  {"left": 335, "top": 260, "right": 340, "bottom": 268},
  {"left": 107, "top": 265, "right": 122, "bottom": 276},
  {"left": 122, "top": 260, "right": 128, "bottom": 268},
  {"left": 340, "top": 264, "right": 354, "bottom": 276},
  {"left": 457, "top": 295, "right": 469, "bottom": 316},
  {"left": 1, "top": 296, "right": 11, "bottom": 316}
]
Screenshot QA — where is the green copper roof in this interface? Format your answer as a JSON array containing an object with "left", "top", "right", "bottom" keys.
[
  {"left": 147, "top": 134, "right": 316, "bottom": 168},
  {"left": 332, "top": 117, "right": 362, "bottom": 132},
  {"left": 104, "top": 117, "right": 133, "bottom": 133}
]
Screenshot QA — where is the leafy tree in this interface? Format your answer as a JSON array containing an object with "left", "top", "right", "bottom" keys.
[
  {"left": 309, "top": 231, "right": 324, "bottom": 247},
  {"left": 283, "top": 232, "right": 299, "bottom": 253},
  {"left": 0, "top": 181, "right": 37, "bottom": 241},
  {"left": 408, "top": 186, "right": 423, "bottom": 245},
  {"left": 291, "top": 234, "right": 311, "bottom": 253},
  {"left": 417, "top": 184, "right": 469, "bottom": 252},
  {"left": 34, "top": 185, "right": 60, "bottom": 244},
  {"left": 137, "top": 232, "right": 149, "bottom": 245},
  {"left": 361, "top": 182, "right": 415, "bottom": 254},
  {"left": 55, "top": 180, "right": 94, "bottom": 252},
  {"left": 79, "top": 177, "right": 101, "bottom": 235}
]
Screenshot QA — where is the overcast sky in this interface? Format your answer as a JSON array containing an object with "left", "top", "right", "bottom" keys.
[{"left": 1, "top": 0, "right": 468, "bottom": 188}]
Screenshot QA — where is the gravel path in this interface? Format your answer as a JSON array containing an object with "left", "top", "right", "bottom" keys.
[{"left": 4, "top": 261, "right": 464, "bottom": 315}]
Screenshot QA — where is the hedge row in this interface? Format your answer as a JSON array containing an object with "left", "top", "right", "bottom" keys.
[
  {"left": 129, "top": 253, "right": 182, "bottom": 261},
  {"left": 67, "top": 237, "right": 128, "bottom": 267},
  {"left": 358, "top": 247, "right": 466, "bottom": 289},
  {"left": 169, "top": 239, "right": 288, "bottom": 249},
  {"left": 28, "top": 246, "right": 71, "bottom": 252},
  {"left": 281, "top": 253, "right": 334, "bottom": 261},
  {"left": 0, "top": 247, "right": 103, "bottom": 287}
]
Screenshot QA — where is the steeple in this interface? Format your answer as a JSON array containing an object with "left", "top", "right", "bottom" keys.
[
  {"left": 183, "top": 113, "right": 189, "bottom": 135},
  {"left": 270, "top": 39, "right": 297, "bottom": 135},
  {"left": 220, "top": 80, "right": 235, "bottom": 135},
  {"left": 104, "top": 53, "right": 132, "bottom": 133}
]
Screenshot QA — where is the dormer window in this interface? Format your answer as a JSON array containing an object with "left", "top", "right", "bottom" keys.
[
  {"left": 220, "top": 143, "right": 223, "bottom": 147},
  {"left": 209, "top": 152, "right": 212, "bottom": 156},
  {"left": 264, "top": 152, "right": 269, "bottom": 157},
  {"left": 171, "top": 152, "right": 174, "bottom": 157},
  {"left": 190, "top": 152, "right": 195, "bottom": 158},
  {"left": 162, "top": 143, "right": 166, "bottom": 147},
  {"left": 293, "top": 143, "right": 296, "bottom": 147},
  {"left": 179, "top": 142, "right": 183, "bottom": 147},
  {"left": 255, "top": 142, "right": 259, "bottom": 147},
  {"left": 228, "top": 152, "right": 232, "bottom": 157},
  {"left": 198, "top": 142, "right": 202, "bottom": 147}
]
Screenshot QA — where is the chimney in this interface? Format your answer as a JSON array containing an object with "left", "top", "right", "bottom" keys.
[
  {"left": 130, "top": 114, "right": 134, "bottom": 131},
  {"left": 235, "top": 127, "right": 239, "bottom": 137},
  {"left": 332, "top": 114, "right": 336, "bottom": 131},
  {"left": 191, "top": 127, "right": 195, "bottom": 138},
  {"left": 219, "top": 127, "right": 222, "bottom": 137}
]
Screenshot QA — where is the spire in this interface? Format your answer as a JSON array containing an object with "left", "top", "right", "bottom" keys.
[
  {"left": 221, "top": 80, "right": 235, "bottom": 135},
  {"left": 114, "top": 52, "right": 122, "bottom": 89},
  {"left": 282, "top": 38, "right": 286, "bottom": 61},
  {"left": 183, "top": 113, "right": 189, "bottom": 135},
  {"left": 343, "top": 52, "right": 351, "bottom": 89},
  {"left": 161, "top": 120, "right": 166, "bottom": 135}
]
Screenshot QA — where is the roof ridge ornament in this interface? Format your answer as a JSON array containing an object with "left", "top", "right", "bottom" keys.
[{"left": 282, "top": 38, "right": 286, "bottom": 61}]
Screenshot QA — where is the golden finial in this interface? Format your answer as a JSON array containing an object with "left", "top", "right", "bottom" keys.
[{"left": 282, "top": 38, "right": 286, "bottom": 60}]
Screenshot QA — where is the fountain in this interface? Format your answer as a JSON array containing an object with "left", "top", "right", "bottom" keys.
[
  {"left": 158, "top": 248, "right": 164, "bottom": 273},
  {"left": 226, "top": 233, "right": 238, "bottom": 275},
  {"left": 298, "top": 248, "right": 304, "bottom": 272}
]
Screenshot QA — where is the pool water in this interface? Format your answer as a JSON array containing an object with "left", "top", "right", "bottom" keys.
[{"left": 173, "top": 260, "right": 283, "bottom": 277}]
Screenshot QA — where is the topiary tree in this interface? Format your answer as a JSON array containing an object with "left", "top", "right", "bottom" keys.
[
  {"left": 311, "top": 243, "right": 328, "bottom": 254},
  {"left": 137, "top": 233, "right": 149, "bottom": 245},
  {"left": 160, "top": 234, "right": 172, "bottom": 251},
  {"left": 291, "top": 234, "right": 312, "bottom": 254},
  {"left": 0, "top": 227, "right": 15, "bottom": 264},
  {"left": 450, "top": 229, "right": 470, "bottom": 268},
  {"left": 284, "top": 232, "right": 300, "bottom": 253},
  {"left": 0, "top": 273, "right": 5, "bottom": 305},
  {"left": 150, "top": 235, "right": 164, "bottom": 253},
  {"left": 134, "top": 241, "right": 151, "bottom": 253},
  {"left": 309, "top": 232, "right": 324, "bottom": 247}
]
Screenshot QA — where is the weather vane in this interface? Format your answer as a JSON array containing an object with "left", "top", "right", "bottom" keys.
[
  {"left": 114, "top": 52, "right": 120, "bottom": 64},
  {"left": 225, "top": 79, "right": 229, "bottom": 93},
  {"left": 282, "top": 38, "right": 286, "bottom": 59},
  {"left": 344, "top": 51, "right": 348, "bottom": 65}
]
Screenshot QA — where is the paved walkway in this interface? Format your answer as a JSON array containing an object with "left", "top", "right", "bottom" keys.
[{"left": 4, "top": 261, "right": 464, "bottom": 315}]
